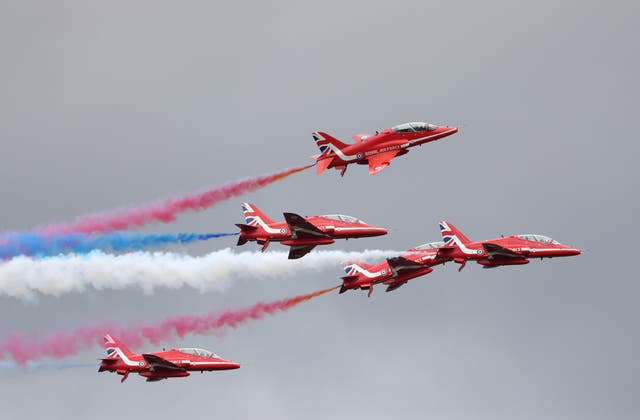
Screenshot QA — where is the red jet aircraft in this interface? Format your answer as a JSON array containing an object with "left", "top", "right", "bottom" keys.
[
  {"left": 312, "top": 121, "right": 458, "bottom": 176},
  {"left": 339, "top": 241, "right": 447, "bottom": 297},
  {"left": 437, "top": 221, "right": 581, "bottom": 270},
  {"left": 236, "top": 203, "right": 387, "bottom": 259},
  {"left": 98, "top": 334, "right": 240, "bottom": 383}
]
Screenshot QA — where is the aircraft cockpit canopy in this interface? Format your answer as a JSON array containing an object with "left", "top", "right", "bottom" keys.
[
  {"left": 392, "top": 122, "right": 438, "bottom": 133},
  {"left": 178, "top": 348, "right": 221, "bottom": 359},
  {"left": 321, "top": 214, "right": 366, "bottom": 224},
  {"left": 413, "top": 241, "right": 445, "bottom": 250},
  {"left": 516, "top": 234, "right": 560, "bottom": 244}
]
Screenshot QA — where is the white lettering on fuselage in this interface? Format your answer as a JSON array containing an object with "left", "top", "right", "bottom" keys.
[
  {"left": 317, "top": 129, "right": 456, "bottom": 163},
  {"left": 364, "top": 145, "right": 401, "bottom": 157}
]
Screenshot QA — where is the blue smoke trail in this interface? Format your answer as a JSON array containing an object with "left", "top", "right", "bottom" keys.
[{"left": 0, "top": 232, "right": 237, "bottom": 259}]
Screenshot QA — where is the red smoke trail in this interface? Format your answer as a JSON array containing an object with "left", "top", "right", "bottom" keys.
[
  {"left": 38, "top": 165, "right": 313, "bottom": 235},
  {"left": 0, "top": 286, "right": 338, "bottom": 364}
]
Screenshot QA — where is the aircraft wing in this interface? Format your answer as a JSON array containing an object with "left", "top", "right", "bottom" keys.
[
  {"left": 288, "top": 244, "right": 317, "bottom": 260},
  {"left": 482, "top": 243, "right": 522, "bottom": 259},
  {"left": 142, "top": 354, "right": 185, "bottom": 372},
  {"left": 283, "top": 212, "right": 330, "bottom": 240},
  {"left": 384, "top": 280, "right": 407, "bottom": 293},
  {"left": 386, "top": 256, "right": 424, "bottom": 276},
  {"left": 315, "top": 157, "right": 333, "bottom": 174},
  {"left": 368, "top": 150, "right": 401, "bottom": 175}
]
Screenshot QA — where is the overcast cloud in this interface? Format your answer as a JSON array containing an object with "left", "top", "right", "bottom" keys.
[{"left": 0, "top": 1, "right": 638, "bottom": 419}]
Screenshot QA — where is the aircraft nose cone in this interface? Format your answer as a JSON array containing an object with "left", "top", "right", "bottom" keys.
[
  {"left": 375, "top": 227, "right": 388, "bottom": 236},
  {"left": 351, "top": 226, "right": 386, "bottom": 238},
  {"left": 221, "top": 360, "right": 240, "bottom": 369},
  {"left": 559, "top": 246, "right": 581, "bottom": 256}
]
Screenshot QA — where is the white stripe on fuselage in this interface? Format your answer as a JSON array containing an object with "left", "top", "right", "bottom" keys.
[
  {"left": 321, "top": 144, "right": 360, "bottom": 161},
  {"left": 187, "top": 361, "right": 234, "bottom": 366},
  {"left": 250, "top": 220, "right": 374, "bottom": 235},
  {"left": 448, "top": 235, "right": 480, "bottom": 255},
  {"left": 247, "top": 216, "right": 284, "bottom": 234},
  {"left": 242, "top": 203, "right": 283, "bottom": 235},
  {"left": 349, "top": 266, "right": 387, "bottom": 278},
  {"left": 453, "top": 242, "right": 566, "bottom": 256},
  {"left": 333, "top": 227, "right": 376, "bottom": 231},
  {"left": 526, "top": 248, "right": 569, "bottom": 253},
  {"left": 320, "top": 130, "right": 454, "bottom": 162},
  {"left": 112, "top": 348, "right": 140, "bottom": 367}
]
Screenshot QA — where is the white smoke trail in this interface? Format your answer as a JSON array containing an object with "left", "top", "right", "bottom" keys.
[{"left": 0, "top": 248, "right": 399, "bottom": 300}]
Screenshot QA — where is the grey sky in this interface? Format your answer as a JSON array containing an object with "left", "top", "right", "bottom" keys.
[{"left": 0, "top": 1, "right": 638, "bottom": 419}]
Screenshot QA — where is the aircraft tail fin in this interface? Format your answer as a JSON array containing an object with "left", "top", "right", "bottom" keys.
[
  {"left": 241, "top": 202, "right": 274, "bottom": 226},
  {"left": 341, "top": 264, "right": 367, "bottom": 290},
  {"left": 102, "top": 334, "right": 134, "bottom": 360},
  {"left": 439, "top": 220, "right": 472, "bottom": 248},
  {"left": 341, "top": 263, "right": 377, "bottom": 297},
  {"left": 312, "top": 131, "right": 348, "bottom": 156},
  {"left": 341, "top": 262, "right": 372, "bottom": 280}
]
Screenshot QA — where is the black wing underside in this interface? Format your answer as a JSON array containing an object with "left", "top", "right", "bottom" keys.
[
  {"left": 482, "top": 243, "right": 522, "bottom": 259},
  {"left": 142, "top": 354, "right": 185, "bottom": 373}
]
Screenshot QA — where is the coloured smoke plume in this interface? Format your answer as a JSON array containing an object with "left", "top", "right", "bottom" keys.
[
  {"left": 0, "top": 248, "right": 398, "bottom": 300},
  {"left": 0, "top": 232, "right": 237, "bottom": 260},
  {"left": 0, "top": 361, "right": 95, "bottom": 372},
  {"left": 0, "top": 286, "right": 338, "bottom": 364},
  {"left": 34, "top": 165, "right": 312, "bottom": 235}
]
